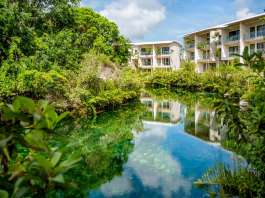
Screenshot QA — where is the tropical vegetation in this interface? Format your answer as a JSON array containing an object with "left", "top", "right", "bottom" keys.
[
  {"left": 0, "top": 0, "right": 141, "bottom": 114},
  {"left": 1, "top": 0, "right": 265, "bottom": 197}
]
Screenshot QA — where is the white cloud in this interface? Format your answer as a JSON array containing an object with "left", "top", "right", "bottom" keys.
[
  {"left": 95, "top": 123, "right": 191, "bottom": 197},
  {"left": 235, "top": 0, "right": 256, "bottom": 19},
  {"left": 236, "top": 7, "right": 255, "bottom": 19},
  {"left": 99, "top": 0, "right": 166, "bottom": 40}
]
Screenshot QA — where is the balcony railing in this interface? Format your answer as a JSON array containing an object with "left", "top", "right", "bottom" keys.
[
  {"left": 197, "top": 55, "right": 211, "bottom": 61},
  {"left": 224, "top": 35, "right": 240, "bottom": 43},
  {"left": 140, "top": 51, "right": 153, "bottom": 56},
  {"left": 157, "top": 50, "right": 171, "bottom": 55},
  {"left": 244, "top": 33, "right": 265, "bottom": 40},
  {"left": 229, "top": 52, "right": 239, "bottom": 57},
  {"left": 257, "top": 31, "right": 265, "bottom": 37}
]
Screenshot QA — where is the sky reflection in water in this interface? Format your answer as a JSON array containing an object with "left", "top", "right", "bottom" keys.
[{"left": 90, "top": 97, "right": 236, "bottom": 198}]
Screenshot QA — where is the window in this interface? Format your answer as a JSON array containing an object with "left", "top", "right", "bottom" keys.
[
  {"left": 250, "top": 44, "right": 255, "bottom": 55},
  {"left": 257, "top": 42, "right": 265, "bottom": 54},
  {"left": 257, "top": 25, "right": 265, "bottom": 37},
  {"left": 142, "top": 58, "right": 152, "bottom": 66},
  {"left": 228, "top": 30, "right": 240, "bottom": 41},
  {"left": 162, "top": 58, "right": 171, "bottom": 66},
  {"left": 161, "top": 47, "right": 170, "bottom": 54},
  {"left": 229, "top": 46, "right": 239, "bottom": 57},
  {"left": 250, "top": 27, "right": 256, "bottom": 38},
  {"left": 161, "top": 101, "right": 170, "bottom": 109},
  {"left": 140, "top": 48, "right": 152, "bottom": 55}
]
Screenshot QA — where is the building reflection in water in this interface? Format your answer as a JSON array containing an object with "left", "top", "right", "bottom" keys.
[{"left": 140, "top": 94, "right": 224, "bottom": 143}]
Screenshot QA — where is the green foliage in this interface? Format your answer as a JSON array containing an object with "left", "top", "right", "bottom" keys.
[
  {"left": 195, "top": 164, "right": 258, "bottom": 198},
  {"left": 144, "top": 63, "right": 254, "bottom": 97},
  {"left": 47, "top": 103, "right": 145, "bottom": 196},
  {"left": 233, "top": 47, "right": 265, "bottom": 72},
  {"left": 197, "top": 42, "right": 209, "bottom": 50},
  {"left": 0, "top": 97, "right": 82, "bottom": 197},
  {"left": 194, "top": 52, "right": 265, "bottom": 197},
  {"left": 73, "top": 8, "right": 130, "bottom": 65},
  {"left": 0, "top": 1, "right": 132, "bottom": 113},
  {"left": 61, "top": 53, "right": 142, "bottom": 115},
  {"left": 180, "top": 60, "right": 196, "bottom": 72}
]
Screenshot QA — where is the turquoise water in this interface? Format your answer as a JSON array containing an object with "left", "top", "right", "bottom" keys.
[{"left": 89, "top": 93, "right": 237, "bottom": 198}]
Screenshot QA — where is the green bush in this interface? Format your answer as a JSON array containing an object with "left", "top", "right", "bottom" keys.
[{"left": 144, "top": 63, "right": 255, "bottom": 97}]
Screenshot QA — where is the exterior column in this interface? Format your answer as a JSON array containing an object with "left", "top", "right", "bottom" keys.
[
  {"left": 240, "top": 23, "right": 247, "bottom": 63},
  {"left": 210, "top": 31, "right": 215, "bottom": 62},
  {"left": 221, "top": 29, "right": 227, "bottom": 60},
  {"left": 194, "top": 35, "right": 199, "bottom": 65},
  {"left": 194, "top": 35, "right": 201, "bottom": 72},
  {"left": 152, "top": 44, "right": 157, "bottom": 69}
]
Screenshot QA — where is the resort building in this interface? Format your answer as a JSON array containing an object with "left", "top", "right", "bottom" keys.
[
  {"left": 130, "top": 41, "right": 182, "bottom": 70},
  {"left": 184, "top": 13, "right": 265, "bottom": 72}
]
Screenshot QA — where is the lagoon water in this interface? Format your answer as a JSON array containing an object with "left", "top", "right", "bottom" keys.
[{"left": 88, "top": 92, "right": 237, "bottom": 198}]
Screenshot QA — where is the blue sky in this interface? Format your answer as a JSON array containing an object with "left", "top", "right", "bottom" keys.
[{"left": 81, "top": 0, "right": 265, "bottom": 42}]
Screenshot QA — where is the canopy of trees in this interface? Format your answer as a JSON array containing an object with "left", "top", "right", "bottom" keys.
[{"left": 0, "top": 0, "right": 131, "bottom": 99}]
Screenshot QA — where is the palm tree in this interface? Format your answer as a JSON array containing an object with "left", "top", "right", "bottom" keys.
[
  {"left": 233, "top": 47, "right": 256, "bottom": 68},
  {"left": 233, "top": 46, "right": 265, "bottom": 78}
]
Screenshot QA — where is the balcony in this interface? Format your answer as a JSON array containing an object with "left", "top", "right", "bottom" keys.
[
  {"left": 224, "top": 35, "right": 240, "bottom": 44},
  {"left": 156, "top": 49, "right": 171, "bottom": 56},
  {"left": 197, "top": 55, "right": 215, "bottom": 63},
  {"left": 244, "top": 32, "right": 265, "bottom": 42},
  {"left": 140, "top": 51, "right": 153, "bottom": 56},
  {"left": 228, "top": 52, "right": 239, "bottom": 57}
]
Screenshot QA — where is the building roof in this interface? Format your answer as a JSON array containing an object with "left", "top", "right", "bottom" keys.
[
  {"left": 131, "top": 40, "right": 181, "bottom": 46},
  {"left": 184, "top": 12, "right": 265, "bottom": 37}
]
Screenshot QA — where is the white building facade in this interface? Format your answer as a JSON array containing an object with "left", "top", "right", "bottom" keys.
[
  {"left": 130, "top": 41, "right": 182, "bottom": 70},
  {"left": 184, "top": 13, "right": 265, "bottom": 72}
]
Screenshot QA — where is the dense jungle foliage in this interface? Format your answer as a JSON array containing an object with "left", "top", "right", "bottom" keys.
[{"left": 0, "top": 0, "right": 141, "bottom": 114}]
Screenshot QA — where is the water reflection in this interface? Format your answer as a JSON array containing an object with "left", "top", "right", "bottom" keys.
[
  {"left": 141, "top": 94, "right": 224, "bottom": 143},
  {"left": 90, "top": 92, "right": 235, "bottom": 198}
]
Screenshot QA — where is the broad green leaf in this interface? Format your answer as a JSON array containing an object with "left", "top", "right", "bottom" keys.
[
  {"left": 55, "top": 154, "right": 81, "bottom": 174},
  {"left": 24, "top": 130, "right": 47, "bottom": 150},
  {"left": 51, "top": 152, "right": 62, "bottom": 167},
  {"left": 33, "top": 154, "right": 52, "bottom": 173},
  {"left": 0, "top": 189, "right": 8, "bottom": 198},
  {"left": 15, "top": 96, "right": 36, "bottom": 113},
  {"left": 50, "top": 174, "right": 65, "bottom": 184}
]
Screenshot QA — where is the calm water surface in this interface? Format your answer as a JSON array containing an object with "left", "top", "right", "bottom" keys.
[{"left": 88, "top": 92, "right": 237, "bottom": 198}]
